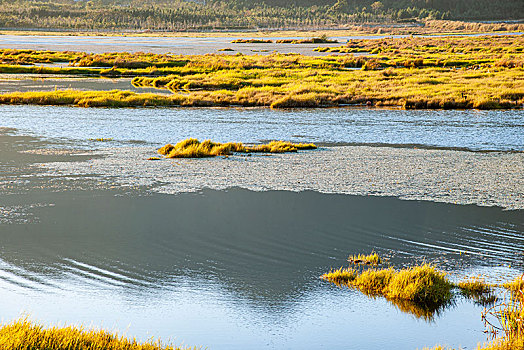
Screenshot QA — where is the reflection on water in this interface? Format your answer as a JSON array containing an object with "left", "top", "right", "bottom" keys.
[
  {"left": 0, "top": 105, "right": 522, "bottom": 151},
  {"left": 0, "top": 187, "right": 522, "bottom": 349}
]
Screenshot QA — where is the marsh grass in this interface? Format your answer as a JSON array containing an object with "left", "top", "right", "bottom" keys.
[
  {"left": 1, "top": 36, "right": 522, "bottom": 109},
  {"left": 158, "top": 139, "right": 245, "bottom": 158},
  {"left": 247, "top": 140, "right": 317, "bottom": 153},
  {"left": 0, "top": 318, "right": 190, "bottom": 350},
  {"left": 458, "top": 277, "right": 494, "bottom": 299},
  {"left": 503, "top": 276, "right": 524, "bottom": 295},
  {"left": 322, "top": 263, "right": 453, "bottom": 305},
  {"left": 481, "top": 289, "right": 524, "bottom": 350},
  {"left": 231, "top": 39, "right": 273, "bottom": 44},
  {"left": 348, "top": 252, "right": 382, "bottom": 265},
  {"left": 158, "top": 139, "right": 317, "bottom": 158},
  {"left": 89, "top": 138, "right": 114, "bottom": 142}
]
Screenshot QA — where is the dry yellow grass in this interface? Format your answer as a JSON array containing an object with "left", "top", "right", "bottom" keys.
[
  {"left": 458, "top": 277, "right": 494, "bottom": 298},
  {"left": 348, "top": 252, "right": 382, "bottom": 265},
  {"left": 322, "top": 263, "right": 452, "bottom": 305},
  {"left": 0, "top": 318, "right": 190, "bottom": 350},
  {"left": 158, "top": 139, "right": 317, "bottom": 158}
]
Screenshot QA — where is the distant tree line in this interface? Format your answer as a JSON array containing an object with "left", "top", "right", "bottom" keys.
[{"left": 0, "top": 0, "right": 521, "bottom": 31}]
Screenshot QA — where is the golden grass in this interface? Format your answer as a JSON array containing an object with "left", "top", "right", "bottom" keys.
[
  {"left": 504, "top": 276, "right": 524, "bottom": 294},
  {"left": 158, "top": 139, "right": 317, "bottom": 158},
  {"left": 458, "top": 277, "right": 494, "bottom": 298},
  {"left": 322, "top": 263, "right": 453, "bottom": 305},
  {"left": 0, "top": 318, "right": 189, "bottom": 350},
  {"left": 1, "top": 36, "right": 522, "bottom": 110},
  {"left": 247, "top": 141, "right": 317, "bottom": 153},
  {"left": 348, "top": 252, "right": 382, "bottom": 265},
  {"left": 89, "top": 138, "right": 114, "bottom": 142},
  {"left": 158, "top": 138, "right": 245, "bottom": 158}
]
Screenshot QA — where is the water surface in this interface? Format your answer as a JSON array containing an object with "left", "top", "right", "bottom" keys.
[
  {"left": 0, "top": 32, "right": 521, "bottom": 55},
  {"left": 0, "top": 105, "right": 522, "bottom": 151},
  {"left": 1, "top": 187, "right": 523, "bottom": 349}
]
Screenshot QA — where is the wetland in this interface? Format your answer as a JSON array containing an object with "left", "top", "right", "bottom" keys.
[{"left": 0, "top": 31, "right": 522, "bottom": 350}]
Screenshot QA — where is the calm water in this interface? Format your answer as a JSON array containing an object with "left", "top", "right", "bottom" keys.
[
  {"left": 1, "top": 187, "right": 523, "bottom": 349},
  {"left": 0, "top": 105, "right": 523, "bottom": 151}
]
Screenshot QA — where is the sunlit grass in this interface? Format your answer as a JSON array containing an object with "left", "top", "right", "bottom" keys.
[
  {"left": 458, "top": 277, "right": 494, "bottom": 298},
  {"left": 0, "top": 36, "right": 522, "bottom": 110},
  {"left": 157, "top": 138, "right": 317, "bottom": 158},
  {"left": 503, "top": 276, "right": 524, "bottom": 295},
  {"left": 348, "top": 252, "right": 382, "bottom": 265},
  {"left": 0, "top": 318, "right": 191, "bottom": 350},
  {"left": 321, "top": 263, "right": 453, "bottom": 305}
]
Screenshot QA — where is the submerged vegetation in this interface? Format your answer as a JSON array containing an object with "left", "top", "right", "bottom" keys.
[
  {"left": 157, "top": 138, "right": 317, "bottom": 158},
  {"left": 0, "top": 318, "right": 188, "bottom": 350},
  {"left": 0, "top": 35, "right": 521, "bottom": 109}
]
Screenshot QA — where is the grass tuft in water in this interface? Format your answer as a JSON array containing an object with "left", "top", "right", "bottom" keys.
[
  {"left": 458, "top": 277, "right": 494, "bottom": 298},
  {"left": 503, "top": 276, "right": 524, "bottom": 295},
  {"left": 348, "top": 252, "right": 382, "bottom": 265},
  {"left": 321, "top": 263, "right": 453, "bottom": 305}
]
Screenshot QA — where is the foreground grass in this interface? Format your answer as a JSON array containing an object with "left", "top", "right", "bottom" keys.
[
  {"left": 158, "top": 138, "right": 317, "bottom": 158},
  {"left": 0, "top": 319, "right": 190, "bottom": 350}
]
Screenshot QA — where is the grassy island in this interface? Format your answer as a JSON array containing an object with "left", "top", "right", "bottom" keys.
[{"left": 157, "top": 139, "right": 317, "bottom": 158}]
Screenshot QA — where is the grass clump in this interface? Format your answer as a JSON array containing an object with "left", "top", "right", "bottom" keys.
[
  {"left": 503, "top": 276, "right": 524, "bottom": 295},
  {"left": 158, "top": 138, "right": 245, "bottom": 158},
  {"left": 385, "top": 265, "right": 453, "bottom": 305},
  {"left": 348, "top": 252, "right": 382, "bottom": 265},
  {"left": 231, "top": 39, "right": 273, "bottom": 44},
  {"left": 458, "top": 277, "right": 494, "bottom": 298},
  {"left": 158, "top": 139, "right": 317, "bottom": 158},
  {"left": 0, "top": 318, "right": 189, "bottom": 350},
  {"left": 89, "top": 138, "right": 113, "bottom": 142},
  {"left": 321, "top": 267, "right": 357, "bottom": 284},
  {"left": 248, "top": 140, "right": 317, "bottom": 153},
  {"left": 321, "top": 263, "right": 453, "bottom": 305}
]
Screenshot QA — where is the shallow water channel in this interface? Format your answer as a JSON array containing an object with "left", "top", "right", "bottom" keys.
[
  {"left": 0, "top": 32, "right": 521, "bottom": 55},
  {"left": 0, "top": 105, "right": 523, "bottom": 151},
  {"left": 0, "top": 106, "right": 523, "bottom": 349}
]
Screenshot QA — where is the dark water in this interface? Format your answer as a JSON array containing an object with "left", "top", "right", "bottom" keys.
[
  {"left": 0, "top": 105, "right": 522, "bottom": 151},
  {"left": 1, "top": 186, "right": 523, "bottom": 349}
]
